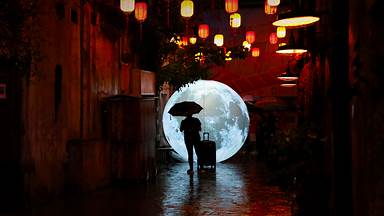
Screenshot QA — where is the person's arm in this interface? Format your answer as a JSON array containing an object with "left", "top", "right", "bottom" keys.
[{"left": 197, "top": 119, "right": 202, "bottom": 131}]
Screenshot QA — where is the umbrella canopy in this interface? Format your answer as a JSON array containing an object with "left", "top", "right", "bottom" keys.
[{"left": 168, "top": 101, "right": 203, "bottom": 116}]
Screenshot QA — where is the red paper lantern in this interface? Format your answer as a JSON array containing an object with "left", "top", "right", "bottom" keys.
[
  {"left": 198, "top": 24, "right": 209, "bottom": 39},
  {"left": 246, "top": 31, "right": 256, "bottom": 44},
  {"left": 135, "top": 2, "right": 147, "bottom": 22},
  {"left": 269, "top": 32, "right": 278, "bottom": 44},
  {"left": 251, "top": 48, "right": 260, "bottom": 57},
  {"left": 264, "top": 2, "right": 277, "bottom": 15},
  {"left": 182, "top": 36, "right": 189, "bottom": 46},
  {"left": 225, "top": 0, "right": 238, "bottom": 14}
]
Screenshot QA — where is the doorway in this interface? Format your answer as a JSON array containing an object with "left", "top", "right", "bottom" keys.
[{"left": 0, "top": 59, "right": 23, "bottom": 211}]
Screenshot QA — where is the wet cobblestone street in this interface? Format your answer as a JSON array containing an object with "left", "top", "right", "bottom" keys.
[{"left": 9, "top": 159, "right": 292, "bottom": 216}]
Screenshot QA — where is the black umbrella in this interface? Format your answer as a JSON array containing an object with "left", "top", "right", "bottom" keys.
[{"left": 168, "top": 101, "right": 203, "bottom": 116}]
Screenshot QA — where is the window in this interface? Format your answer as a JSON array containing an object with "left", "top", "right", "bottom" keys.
[
  {"left": 55, "top": 2, "right": 65, "bottom": 20},
  {"left": 71, "top": 8, "right": 78, "bottom": 24}
]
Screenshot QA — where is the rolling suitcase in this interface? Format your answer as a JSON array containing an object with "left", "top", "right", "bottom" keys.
[{"left": 196, "top": 132, "right": 216, "bottom": 170}]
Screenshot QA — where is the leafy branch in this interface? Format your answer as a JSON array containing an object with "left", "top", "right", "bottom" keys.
[{"left": 157, "top": 34, "right": 249, "bottom": 91}]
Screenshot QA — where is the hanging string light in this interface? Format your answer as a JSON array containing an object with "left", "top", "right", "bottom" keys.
[
  {"left": 214, "top": 34, "right": 224, "bottom": 47},
  {"left": 229, "top": 13, "right": 241, "bottom": 28},
  {"left": 181, "top": 0, "right": 194, "bottom": 18},
  {"left": 269, "top": 32, "right": 278, "bottom": 44},
  {"left": 251, "top": 48, "right": 260, "bottom": 57},
  {"left": 276, "top": 26, "right": 286, "bottom": 38},
  {"left": 225, "top": 0, "right": 238, "bottom": 14},
  {"left": 198, "top": 24, "right": 209, "bottom": 39},
  {"left": 120, "top": 0, "right": 135, "bottom": 13},
  {"left": 246, "top": 31, "right": 256, "bottom": 44},
  {"left": 267, "top": 0, "right": 280, "bottom": 7}
]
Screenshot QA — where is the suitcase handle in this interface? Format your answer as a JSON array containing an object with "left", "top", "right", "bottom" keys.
[{"left": 203, "top": 132, "right": 209, "bottom": 141}]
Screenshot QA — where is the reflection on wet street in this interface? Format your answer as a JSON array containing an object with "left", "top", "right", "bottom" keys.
[{"left": 11, "top": 160, "right": 291, "bottom": 216}]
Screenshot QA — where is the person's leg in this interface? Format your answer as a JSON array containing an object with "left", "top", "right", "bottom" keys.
[{"left": 186, "top": 142, "right": 194, "bottom": 173}]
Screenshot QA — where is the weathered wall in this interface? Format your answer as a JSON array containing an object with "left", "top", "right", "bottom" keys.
[
  {"left": 349, "top": 0, "right": 384, "bottom": 215},
  {"left": 21, "top": 0, "right": 132, "bottom": 202}
]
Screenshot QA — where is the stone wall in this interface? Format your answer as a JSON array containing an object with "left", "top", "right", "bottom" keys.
[{"left": 20, "top": 0, "right": 133, "bottom": 203}]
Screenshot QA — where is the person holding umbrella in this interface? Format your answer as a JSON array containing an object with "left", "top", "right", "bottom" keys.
[
  {"left": 180, "top": 112, "right": 201, "bottom": 175},
  {"left": 168, "top": 101, "right": 203, "bottom": 175}
]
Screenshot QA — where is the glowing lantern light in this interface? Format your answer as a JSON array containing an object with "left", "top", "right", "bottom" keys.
[
  {"left": 246, "top": 31, "right": 256, "bottom": 44},
  {"left": 277, "top": 76, "right": 299, "bottom": 82},
  {"left": 264, "top": 2, "right": 277, "bottom": 15},
  {"left": 120, "top": 0, "right": 135, "bottom": 13},
  {"left": 135, "top": 2, "right": 147, "bottom": 22},
  {"left": 273, "top": 16, "right": 320, "bottom": 28},
  {"left": 198, "top": 24, "right": 209, "bottom": 39},
  {"left": 225, "top": 51, "right": 232, "bottom": 61},
  {"left": 267, "top": 0, "right": 280, "bottom": 7},
  {"left": 181, "top": 0, "right": 194, "bottom": 18},
  {"left": 230, "top": 13, "right": 241, "bottom": 28},
  {"left": 280, "top": 83, "right": 297, "bottom": 87},
  {"left": 251, "top": 48, "right": 260, "bottom": 57},
  {"left": 276, "top": 33, "right": 307, "bottom": 54},
  {"left": 276, "top": 26, "right": 286, "bottom": 38},
  {"left": 242, "top": 41, "right": 251, "bottom": 50},
  {"left": 182, "top": 36, "right": 189, "bottom": 46},
  {"left": 195, "top": 52, "right": 205, "bottom": 63},
  {"left": 214, "top": 34, "right": 224, "bottom": 47},
  {"left": 225, "top": 0, "right": 238, "bottom": 14},
  {"left": 269, "top": 32, "right": 278, "bottom": 44},
  {"left": 189, "top": 36, "right": 197, "bottom": 45}
]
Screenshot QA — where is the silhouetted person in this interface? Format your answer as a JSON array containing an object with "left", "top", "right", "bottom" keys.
[{"left": 180, "top": 113, "right": 201, "bottom": 174}]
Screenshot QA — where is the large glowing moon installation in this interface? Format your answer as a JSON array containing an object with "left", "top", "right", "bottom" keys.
[{"left": 162, "top": 80, "right": 250, "bottom": 162}]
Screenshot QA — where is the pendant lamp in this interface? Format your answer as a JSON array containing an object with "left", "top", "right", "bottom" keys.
[
  {"left": 272, "top": 0, "right": 319, "bottom": 29},
  {"left": 276, "top": 32, "right": 307, "bottom": 54}
]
